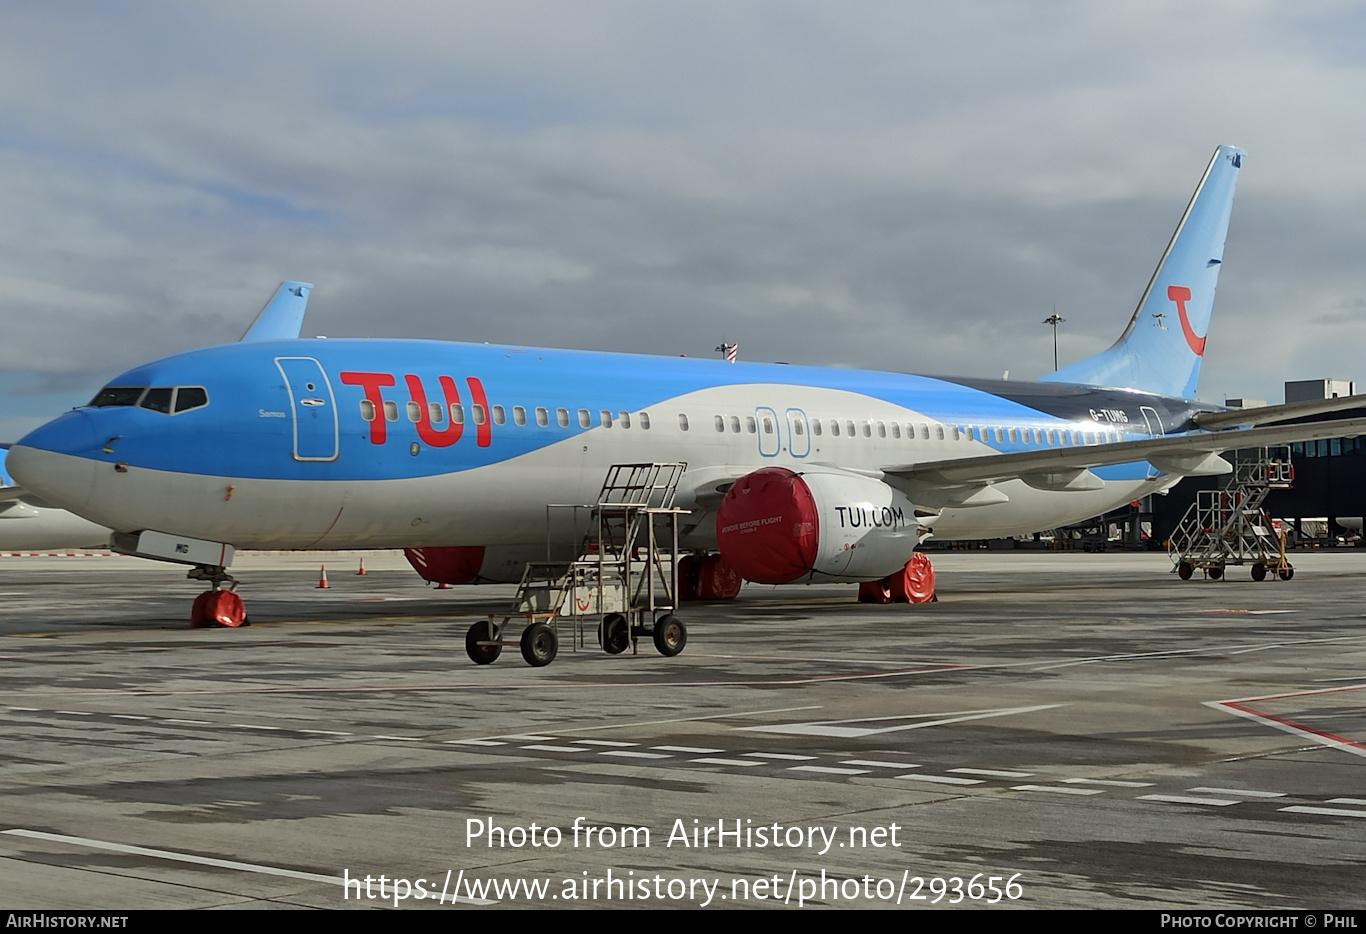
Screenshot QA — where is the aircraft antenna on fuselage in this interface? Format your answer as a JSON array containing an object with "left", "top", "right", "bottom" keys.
[{"left": 240, "top": 281, "right": 313, "bottom": 342}]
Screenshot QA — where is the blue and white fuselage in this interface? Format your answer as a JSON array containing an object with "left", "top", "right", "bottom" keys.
[{"left": 8, "top": 340, "right": 1203, "bottom": 551}]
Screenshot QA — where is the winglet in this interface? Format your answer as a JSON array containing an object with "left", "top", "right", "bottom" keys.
[{"left": 240, "top": 281, "right": 313, "bottom": 342}]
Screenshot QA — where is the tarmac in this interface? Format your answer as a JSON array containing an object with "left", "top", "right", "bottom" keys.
[{"left": 2, "top": 548, "right": 1364, "bottom": 909}]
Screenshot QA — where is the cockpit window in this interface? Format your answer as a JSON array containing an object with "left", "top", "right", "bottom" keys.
[
  {"left": 174, "top": 387, "right": 208, "bottom": 413},
  {"left": 140, "top": 388, "right": 174, "bottom": 413},
  {"left": 89, "top": 386, "right": 146, "bottom": 407}
]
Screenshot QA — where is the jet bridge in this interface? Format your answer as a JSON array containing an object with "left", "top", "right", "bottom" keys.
[{"left": 464, "top": 462, "right": 690, "bottom": 667}]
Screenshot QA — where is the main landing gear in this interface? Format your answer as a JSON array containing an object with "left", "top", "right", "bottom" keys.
[{"left": 188, "top": 564, "right": 248, "bottom": 628}]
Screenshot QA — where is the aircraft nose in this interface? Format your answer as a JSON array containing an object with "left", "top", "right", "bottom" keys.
[{"left": 7, "top": 411, "right": 100, "bottom": 512}]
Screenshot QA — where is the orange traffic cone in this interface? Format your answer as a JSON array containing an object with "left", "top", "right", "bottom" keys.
[
  {"left": 317, "top": 565, "right": 330, "bottom": 589},
  {"left": 357, "top": 558, "right": 366, "bottom": 575}
]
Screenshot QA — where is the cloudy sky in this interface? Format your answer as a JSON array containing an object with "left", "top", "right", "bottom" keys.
[{"left": 3, "top": 1, "right": 1365, "bottom": 439}]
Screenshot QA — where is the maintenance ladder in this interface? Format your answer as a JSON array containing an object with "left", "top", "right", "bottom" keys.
[
  {"left": 1169, "top": 446, "right": 1294, "bottom": 581},
  {"left": 468, "top": 463, "right": 690, "bottom": 667}
]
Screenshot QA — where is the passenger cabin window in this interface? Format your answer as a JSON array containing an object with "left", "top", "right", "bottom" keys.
[
  {"left": 513, "top": 406, "right": 526, "bottom": 426},
  {"left": 746, "top": 417, "right": 757, "bottom": 434},
  {"left": 619, "top": 411, "right": 631, "bottom": 429},
  {"left": 892, "top": 423, "right": 901, "bottom": 439},
  {"left": 406, "top": 401, "right": 421, "bottom": 423},
  {"left": 471, "top": 404, "right": 486, "bottom": 425},
  {"left": 384, "top": 401, "right": 399, "bottom": 421},
  {"left": 557, "top": 408, "right": 569, "bottom": 427},
  {"left": 715, "top": 415, "right": 725, "bottom": 432},
  {"left": 730, "top": 416, "right": 741, "bottom": 433},
  {"left": 360, "top": 400, "right": 376, "bottom": 421},
  {"left": 579, "top": 409, "right": 591, "bottom": 428},
  {"left": 639, "top": 413, "right": 650, "bottom": 429},
  {"left": 846, "top": 420, "right": 856, "bottom": 437},
  {"left": 831, "top": 420, "right": 841, "bottom": 437},
  {"left": 428, "top": 402, "right": 445, "bottom": 424},
  {"left": 535, "top": 407, "right": 549, "bottom": 427},
  {"left": 600, "top": 410, "right": 613, "bottom": 427},
  {"left": 491, "top": 405, "right": 506, "bottom": 425},
  {"left": 936, "top": 425, "right": 945, "bottom": 440},
  {"left": 812, "top": 419, "right": 822, "bottom": 436},
  {"left": 763, "top": 417, "right": 774, "bottom": 435},
  {"left": 876, "top": 421, "right": 886, "bottom": 438},
  {"left": 678, "top": 413, "right": 689, "bottom": 431},
  {"left": 451, "top": 403, "right": 465, "bottom": 424}
]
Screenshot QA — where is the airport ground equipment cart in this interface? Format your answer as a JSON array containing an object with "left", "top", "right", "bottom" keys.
[
  {"left": 465, "top": 462, "right": 690, "bottom": 667},
  {"left": 1169, "top": 447, "right": 1294, "bottom": 582}
]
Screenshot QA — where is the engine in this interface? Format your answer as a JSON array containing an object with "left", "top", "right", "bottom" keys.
[
  {"left": 715, "top": 466, "right": 921, "bottom": 584},
  {"left": 404, "top": 545, "right": 538, "bottom": 585}
]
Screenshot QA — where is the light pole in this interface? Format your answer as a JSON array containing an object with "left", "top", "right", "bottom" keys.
[{"left": 1043, "top": 309, "right": 1065, "bottom": 371}]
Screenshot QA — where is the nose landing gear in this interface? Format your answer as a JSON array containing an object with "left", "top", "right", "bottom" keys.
[{"left": 188, "top": 564, "right": 247, "bottom": 628}]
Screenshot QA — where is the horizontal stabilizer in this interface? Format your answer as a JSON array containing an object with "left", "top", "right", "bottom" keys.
[
  {"left": 889, "top": 414, "right": 1366, "bottom": 488},
  {"left": 240, "top": 281, "right": 313, "bottom": 342}
]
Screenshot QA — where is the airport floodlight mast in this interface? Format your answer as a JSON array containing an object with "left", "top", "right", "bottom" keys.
[{"left": 1043, "top": 309, "right": 1065, "bottom": 370}]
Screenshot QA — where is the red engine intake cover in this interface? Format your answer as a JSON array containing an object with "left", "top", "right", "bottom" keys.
[
  {"left": 404, "top": 546, "right": 486, "bottom": 584},
  {"left": 716, "top": 467, "right": 819, "bottom": 584}
]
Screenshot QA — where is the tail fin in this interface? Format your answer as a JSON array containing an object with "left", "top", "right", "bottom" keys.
[
  {"left": 240, "top": 281, "right": 313, "bottom": 342},
  {"left": 1043, "top": 145, "right": 1245, "bottom": 399}
]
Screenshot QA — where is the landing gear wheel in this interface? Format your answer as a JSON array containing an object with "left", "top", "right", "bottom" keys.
[
  {"left": 520, "top": 623, "right": 558, "bottom": 667},
  {"left": 1251, "top": 562, "right": 1267, "bottom": 582},
  {"left": 1278, "top": 566, "right": 1295, "bottom": 581},
  {"left": 598, "top": 613, "right": 630, "bottom": 655},
  {"left": 465, "top": 621, "right": 502, "bottom": 665},
  {"left": 1177, "top": 561, "right": 1194, "bottom": 580},
  {"left": 652, "top": 615, "right": 687, "bottom": 657},
  {"left": 1209, "top": 564, "right": 1224, "bottom": 580}
]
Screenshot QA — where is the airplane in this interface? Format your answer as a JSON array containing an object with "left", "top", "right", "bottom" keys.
[
  {"left": 0, "top": 445, "right": 111, "bottom": 551},
  {"left": 9, "top": 144, "right": 1366, "bottom": 665},
  {"left": 0, "top": 283, "right": 313, "bottom": 555}
]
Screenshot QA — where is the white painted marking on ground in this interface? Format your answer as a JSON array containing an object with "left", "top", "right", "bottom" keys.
[
  {"left": 1327, "top": 798, "right": 1366, "bottom": 806},
  {"left": 521, "top": 744, "right": 589, "bottom": 753},
  {"left": 230, "top": 724, "right": 281, "bottom": 731},
  {"left": 742, "top": 752, "right": 817, "bottom": 760},
  {"left": 653, "top": 746, "right": 723, "bottom": 754},
  {"left": 689, "top": 757, "right": 764, "bottom": 767},
  {"left": 1205, "top": 685, "right": 1366, "bottom": 761},
  {"left": 501, "top": 734, "right": 556, "bottom": 741},
  {"left": 8, "top": 707, "right": 38, "bottom": 711},
  {"left": 2, "top": 830, "right": 332, "bottom": 885},
  {"left": 737, "top": 704, "right": 1064, "bottom": 738},
  {"left": 2, "top": 829, "right": 497, "bottom": 906},
  {"left": 163, "top": 719, "right": 211, "bottom": 725},
  {"left": 447, "top": 739, "right": 506, "bottom": 746},
  {"left": 55, "top": 711, "right": 92, "bottom": 716},
  {"left": 573, "top": 739, "right": 637, "bottom": 747},
  {"left": 789, "top": 765, "right": 870, "bottom": 775},
  {"left": 1139, "top": 794, "right": 1240, "bottom": 806},
  {"left": 843, "top": 760, "right": 920, "bottom": 769},
  {"left": 1011, "top": 784, "right": 1105, "bottom": 796},
  {"left": 899, "top": 774, "right": 983, "bottom": 785},
  {"left": 371, "top": 735, "right": 421, "bottom": 741},
  {"left": 297, "top": 729, "right": 352, "bottom": 736},
  {"left": 950, "top": 768, "right": 1033, "bottom": 778},
  {"left": 1280, "top": 806, "right": 1366, "bottom": 818},
  {"left": 1188, "top": 787, "right": 1285, "bottom": 798},
  {"left": 601, "top": 750, "right": 672, "bottom": 760},
  {"left": 1062, "top": 778, "right": 1154, "bottom": 787},
  {"left": 111, "top": 715, "right": 151, "bottom": 721}
]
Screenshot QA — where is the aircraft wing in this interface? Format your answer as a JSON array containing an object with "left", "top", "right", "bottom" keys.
[{"left": 886, "top": 415, "right": 1366, "bottom": 489}]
